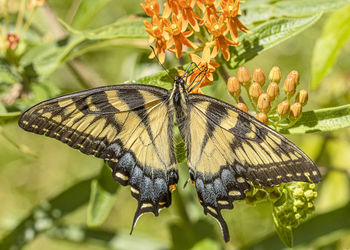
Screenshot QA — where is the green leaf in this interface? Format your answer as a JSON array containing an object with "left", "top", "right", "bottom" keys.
[
  {"left": 311, "top": 6, "right": 350, "bottom": 89},
  {"left": 71, "top": 0, "right": 113, "bottom": 29},
  {"left": 278, "top": 104, "right": 350, "bottom": 134},
  {"left": 0, "top": 57, "right": 22, "bottom": 85},
  {"left": 62, "top": 18, "right": 148, "bottom": 40},
  {"left": 0, "top": 111, "right": 21, "bottom": 121},
  {"left": 20, "top": 34, "right": 85, "bottom": 76},
  {"left": 169, "top": 219, "right": 218, "bottom": 250},
  {"left": 19, "top": 18, "right": 148, "bottom": 78},
  {"left": 229, "top": 14, "right": 322, "bottom": 69},
  {"left": 191, "top": 238, "right": 221, "bottom": 250},
  {"left": 0, "top": 177, "right": 94, "bottom": 249},
  {"left": 242, "top": 202, "right": 350, "bottom": 250},
  {"left": 241, "top": 0, "right": 350, "bottom": 25},
  {"left": 48, "top": 224, "right": 168, "bottom": 250},
  {"left": 87, "top": 163, "right": 119, "bottom": 227},
  {"left": 272, "top": 213, "right": 293, "bottom": 248},
  {"left": 135, "top": 68, "right": 175, "bottom": 90}
]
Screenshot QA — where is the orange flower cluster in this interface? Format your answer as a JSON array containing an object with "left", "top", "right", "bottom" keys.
[{"left": 141, "top": 0, "right": 250, "bottom": 93}]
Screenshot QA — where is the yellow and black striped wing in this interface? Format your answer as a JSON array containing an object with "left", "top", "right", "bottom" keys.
[
  {"left": 183, "top": 94, "right": 321, "bottom": 242},
  {"left": 18, "top": 84, "right": 178, "bottom": 229}
]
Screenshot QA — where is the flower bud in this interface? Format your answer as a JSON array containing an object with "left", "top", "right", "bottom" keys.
[
  {"left": 253, "top": 68, "right": 266, "bottom": 86},
  {"left": 289, "top": 102, "right": 302, "bottom": 120},
  {"left": 287, "top": 70, "right": 300, "bottom": 86},
  {"left": 256, "top": 112, "right": 268, "bottom": 124},
  {"left": 293, "top": 200, "right": 304, "bottom": 207},
  {"left": 293, "top": 188, "right": 303, "bottom": 197},
  {"left": 277, "top": 100, "right": 290, "bottom": 117},
  {"left": 249, "top": 82, "right": 262, "bottom": 100},
  {"left": 236, "top": 102, "right": 248, "bottom": 113},
  {"left": 227, "top": 76, "right": 241, "bottom": 98},
  {"left": 269, "top": 66, "right": 282, "bottom": 84},
  {"left": 304, "top": 190, "right": 314, "bottom": 200},
  {"left": 307, "top": 202, "right": 313, "bottom": 208},
  {"left": 295, "top": 213, "right": 301, "bottom": 220},
  {"left": 257, "top": 93, "right": 271, "bottom": 113},
  {"left": 237, "top": 66, "right": 251, "bottom": 86},
  {"left": 267, "top": 82, "right": 280, "bottom": 100},
  {"left": 295, "top": 89, "right": 308, "bottom": 106},
  {"left": 283, "top": 76, "right": 296, "bottom": 97}
]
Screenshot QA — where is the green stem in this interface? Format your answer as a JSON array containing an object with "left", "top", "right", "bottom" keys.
[
  {"left": 15, "top": 0, "right": 26, "bottom": 34},
  {"left": 21, "top": 7, "right": 36, "bottom": 36}
]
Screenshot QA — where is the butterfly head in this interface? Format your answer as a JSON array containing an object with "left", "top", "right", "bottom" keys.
[{"left": 174, "top": 76, "right": 186, "bottom": 87}]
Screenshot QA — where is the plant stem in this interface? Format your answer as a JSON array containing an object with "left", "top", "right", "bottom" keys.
[{"left": 15, "top": 0, "right": 26, "bottom": 34}]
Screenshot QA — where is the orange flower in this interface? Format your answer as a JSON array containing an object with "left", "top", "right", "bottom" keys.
[
  {"left": 221, "top": 0, "right": 251, "bottom": 43},
  {"left": 164, "top": 14, "right": 197, "bottom": 58},
  {"left": 6, "top": 33, "right": 19, "bottom": 50},
  {"left": 27, "top": 0, "right": 46, "bottom": 9},
  {"left": 205, "top": 15, "right": 238, "bottom": 60},
  {"left": 198, "top": 0, "right": 219, "bottom": 24},
  {"left": 189, "top": 46, "right": 220, "bottom": 85},
  {"left": 144, "top": 16, "right": 167, "bottom": 63},
  {"left": 163, "top": 0, "right": 181, "bottom": 18},
  {"left": 177, "top": 0, "right": 202, "bottom": 32},
  {"left": 140, "top": 0, "right": 160, "bottom": 17}
]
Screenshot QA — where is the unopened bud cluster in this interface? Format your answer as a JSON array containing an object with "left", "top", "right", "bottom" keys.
[
  {"left": 245, "top": 185, "right": 282, "bottom": 205},
  {"left": 273, "top": 182, "right": 318, "bottom": 228},
  {"left": 227, "top": 66, "right": 309, "bottom": 126}
]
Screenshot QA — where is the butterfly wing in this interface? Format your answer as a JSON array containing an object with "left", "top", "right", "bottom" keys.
[
  {"left": 18, "top": 84, "right": 178, "bottom": 230},
  {"left": 181, "top": 94, "right": 321, "bottom": 242}
]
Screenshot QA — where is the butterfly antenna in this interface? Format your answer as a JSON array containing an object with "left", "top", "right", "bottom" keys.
[
  {"left": 150, "top": 46, "right": 171, "bottom": 77},
  {"left": 187, "top": 65, "right": 208, "bottom": 93},
  {"left": 180, "top": 62, "right": 195, "bottom": 81}
]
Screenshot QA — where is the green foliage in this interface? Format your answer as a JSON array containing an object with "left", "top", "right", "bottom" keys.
[
  {"left": 279, "top": 104, "right": 350, "bottom": 134},
  {"left": 87, "top": 163, "right": 119, "bottom": 227},
  {"left": 229, "top": 14, "right": 322, "bottom": 69},
  {"left": 1, "top": 0, "right": 350, "bottom": 250},
  {"left": 311, "top": 6, "right": 350, "bottom": 89}
]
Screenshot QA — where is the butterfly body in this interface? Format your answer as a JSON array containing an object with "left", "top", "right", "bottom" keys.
[{"left": 18, "top": 76, "right": 321, "bottom": 242}]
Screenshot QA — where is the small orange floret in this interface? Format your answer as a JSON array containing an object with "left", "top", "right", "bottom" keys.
[
  {"left": 177, "top": 0, "right": 202, "bottom": 32},
  {"left": 221, "top": 0, "right": 251, "bottom": 43},
  {"left": 169, "top": 184, "right": 177, "bottom": 192},
  {"left": 164, "top": 14, "right": 197, "bottom": 58},
  {"left": 163, "top": 0, "right": 181, "bottom": 18},
  {"left": 206, "top": 15, "right": 238, "bottom": 60},
  {"left": 144, "top": 16, "right": 168, "bottom": 63},
  {"left": 140, "top": 0, "right": 160, "bottom": 17}
]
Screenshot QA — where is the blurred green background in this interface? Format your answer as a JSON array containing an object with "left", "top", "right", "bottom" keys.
[{"left": 1, "top": 0, "right": 350, "bottom": 249}]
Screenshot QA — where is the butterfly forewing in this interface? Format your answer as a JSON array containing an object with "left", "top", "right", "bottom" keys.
[
  {"left": 180, "top": 94, "right": 321, "bottom": 242},
  {"left": 18, "top": 84, "right": 178, "bottom": 229}
]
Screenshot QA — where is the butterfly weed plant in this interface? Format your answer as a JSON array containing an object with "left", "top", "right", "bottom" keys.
[{"left": 1, "top": 0, "right": 350, "bottom": 250}]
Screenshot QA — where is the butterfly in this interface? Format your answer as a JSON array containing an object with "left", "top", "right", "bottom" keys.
[{"left": 18, "top": 69, "right": 321, "bottom": 242}]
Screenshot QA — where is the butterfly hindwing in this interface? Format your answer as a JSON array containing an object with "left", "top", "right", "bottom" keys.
[
  {"left": 182, "top": 94, "right": 321, "bottom": 242},
  {"left": 18, "top": 84, "right": 178, "bottom": 229}
]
